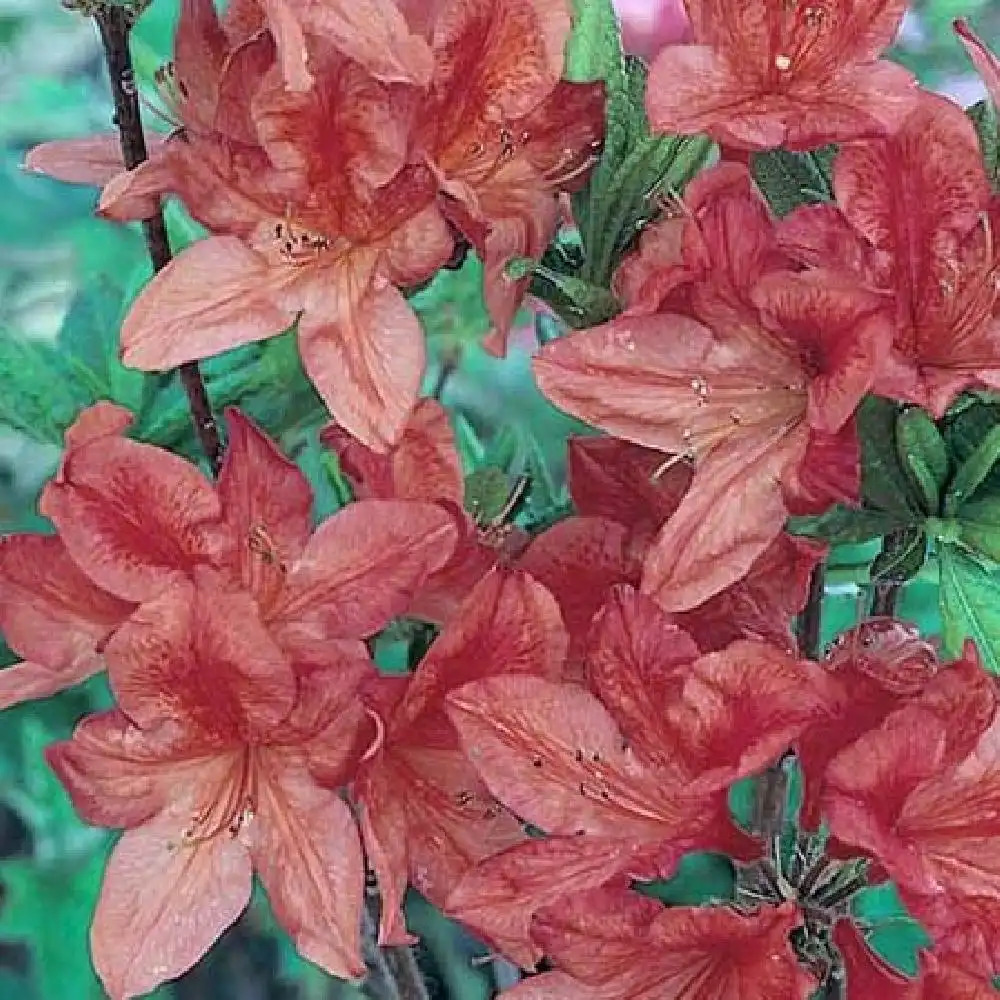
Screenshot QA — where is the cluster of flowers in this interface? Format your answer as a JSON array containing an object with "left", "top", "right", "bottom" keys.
[{"left": 5, "top": 0, "right": 1000, "bottom": 997}]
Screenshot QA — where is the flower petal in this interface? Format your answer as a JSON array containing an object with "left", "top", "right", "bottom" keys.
[
  {"left": 446, "top": 836, "right": 653, "bottom": 968},
  {"left": 106, "top": 578, "right": 296, "bottom": 735},
  {"left": 641, "top": 429, "right": 801, "bottom": 612},
  {"left": 321, "top": 398, "right": 464, "bottom": 503},
  {"left": 298, "top": 258, "right": 425, "bottom": 453},
  {"left": 252, "top": 750, "right": 366, "bottom": 980},
  {"left": 91, "top": 815, "right": 252, "bottom": 1000},
  {"left": 217, "top": 407, "right": 313, "bottom": 582},
  {"left": 120, "top": 236, "right": 296, "bottom": 372},
  {"left": 271, "top": 499, "right": 457, "bottom": 640},
  {"left": 0, "top": 534, "right": 133, "bottom": 708},
  {"left": 955, "top": 18, "right": 1000, "bottom": 111},
  {"left": 24, "top": 133, "right": 161, "bottom": 187},
  {"left": 447, "top": 674, "right": 699, "bottom": 841},
  {"left": 38, "top": 435, "right": 231, "bottom": 603},
  {"left": 394, "top": 567, "right": 568, "bottom": 731}
]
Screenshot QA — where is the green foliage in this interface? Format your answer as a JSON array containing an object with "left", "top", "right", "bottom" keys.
[
  {"left": 750, "top": 146, "right": 836, "bottom": 217},
  {"left": 969, "top": 97, "right": 1000, "bottom": 190},
  {"left": 852, "top": 883, "right": 932, "bottom": 978}
]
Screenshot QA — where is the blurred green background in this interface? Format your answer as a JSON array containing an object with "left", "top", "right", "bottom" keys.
[{"left": 0, "top": 0, "right": 997, "bottom": 997}]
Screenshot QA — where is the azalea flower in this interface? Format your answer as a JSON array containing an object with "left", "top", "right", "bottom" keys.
[
  {"left": 353, "top": 568, "right": 566, "bottom": 944},
  {"left": 644, "top": 0, "right": 917, "bottom": 151},
  {"left": 500, "top": 890, "right": 815, "bottom": 999},
  {"left": 534, "top": 164, "right": 882, "bottom": 609},
  {"left": 796, "top": 621, "right": 995, "bottom": 827},
  {"left": 322, "top": 398, "right": 529, "bottom": 624},
  {"left": 444, "top": 585, "right": 833, "bottom": 962},
  {"left": 404, "top": 0, "right": 605, "bottom": 352},
  {"left": 780, "top": 91, "right": 1000, "bottom": 416},
  {"left": 0, "top": 402, "right": 458, "bottom": 706},
  {"left": 823, "top": 681, "right": 1000, "bottom": 982},
  {"left": 518, "top": 435, "right": 824, "bottom": 659},
  {"left": 27, "top": 0, "right": 454, "bottom": 450},
  {"left": 47, "top": 574, "right": 375, "bottom": 997}
]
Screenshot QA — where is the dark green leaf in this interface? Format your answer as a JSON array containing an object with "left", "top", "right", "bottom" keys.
[
  {"left": 750, "top": 146, "right": 836, "bottom": 217},
  {"left": 857, "top": 397, "right": 925, "bottom": 517},
  {"left": 968, "top": 97, "right": 1000, "bottom": 191},
  {"left": 463, "top": 467, "right": 511, "bottom": 524},
  {"left": 944, "top": 424, "right": 1000, "bottom": 516},
  {"left": 956, "top": 497, "right": 1000, "bottom": 562},
  {"left": 788, "top": 506, "right": 911, "bottom": 544},
  {"left": 939, "top": 544, "right": 1000, "bottom": 670},
  {"left": 894, "top": 406, "right": 949, "bottom": 515}
]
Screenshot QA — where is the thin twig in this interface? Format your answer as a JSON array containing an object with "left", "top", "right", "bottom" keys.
[
  {"left": 798, "top": 564, "right": 825, "bottom": 660},
  {"left": 362, "top": 893, "right": 430, "bottom": 1000},
  {"left": 93, "top": 4, "right": 223, "bottom": 474},
  {"left": 870, "top": 580, "right": 902, "bottom": 618}
]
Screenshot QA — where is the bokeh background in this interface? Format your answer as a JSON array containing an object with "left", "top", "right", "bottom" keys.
[{"left": 0, "top": 0, "right": 998, "bottom": 997}]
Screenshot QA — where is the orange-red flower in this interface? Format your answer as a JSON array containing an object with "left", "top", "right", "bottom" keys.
[
  {"left": 644, "top": 0, "right": 917, "bottom": 151},
  {"left": 28, "top": 0, "right": 453, "bottom": 451},
  {"left": 0, "top": 403, "right": 457, "bottom": 707},
  {"left": 48, "top": 576, "right": 374, "bottom": 997},
  {"left": 444, "top": 585, "right": 832, "bottom": 962},
  {"left": 322, "top": 398, "right": 528, "bottom": 624},
  {"left": 500, "top": 890, "right": 815, "bottom": 999},
  {"left": 780, "top": 91, "right": 1000, "bottom": 417},
  {"left": 353, "top": 569, "right": 565, "bottom": 944},
  {"left": 518, "top": 435, "right": 824, "bottom": 660},
  {"left": 406, "top": 0, "right": 605, "bottom": 351},
  {"left": 534, "top": 164, "right": 881, "bottom": 609}
]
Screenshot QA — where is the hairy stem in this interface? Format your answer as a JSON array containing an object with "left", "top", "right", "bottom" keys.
[
  {"left": 93, "top": 5, "right": 223, "bottom": 474},
  {"left": 798, "top": 564, "right": 825, "bottom": 660},
  {"left": 363, "top": 893, "right": 430, "bottom": 1000}
]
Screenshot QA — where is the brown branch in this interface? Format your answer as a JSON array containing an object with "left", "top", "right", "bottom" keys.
[
  {"left": 798, "top": 564, "right": 825, "bottom": 661},
  {"left": 93, "top": 4, "right": 223, "bottom": 475}
]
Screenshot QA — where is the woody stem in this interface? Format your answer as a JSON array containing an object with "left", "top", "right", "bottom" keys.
[
  {"left": 92, "top": 4, "right": 223, "bottom": 476},
  {"left": 798, "top": 564, "right": 825, "bottom": 660}
]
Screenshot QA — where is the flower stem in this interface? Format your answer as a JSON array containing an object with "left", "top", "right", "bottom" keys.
[
  {"left": 798, "top": 564, "right": 825, "bottom": 660},
  {"left": 92, "top": 5, "right": 223, "bottom": 475},
  {"left": 362, "top": 893, "right": 430, "bottom": 1000},
  {"left": 870, "top": 580, "right": 901, "bottom": 617}
]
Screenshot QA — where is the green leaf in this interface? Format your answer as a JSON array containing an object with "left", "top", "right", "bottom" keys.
[
  {"left": 939, "top": 544, "right": 1000, "bottom": 670},
  {"left": 895, "top": 407, "right": 949, "bottom": 515},
  {"left": 968, "top": 97, "right": 1000, "bottom": 191},
  {"left": 463, "top": 467, "right": 511, "bottom": 524},
  {"left": 857, "top": 397, "right": 925, "bottom": 517},
  {"left": 512, "top": 258, "right": 621, "bottom": 327},
  {"left": 944, "top": 424, "right": 1000, "bottom": 516},
  {"left": 852, "top": 883, "right": 931, "bottom": 979},
  {"left": 750, "top": 146, "right": 836, "bottom": 217},
  {"left": 788, "top": 506, "right": 911, "bottom": 544},
  {"left": 956, "top": 497, "right": 1000, "bottom": 562},
  {"left": 565, "top": 0, "right": 625, "bottom": 88}
]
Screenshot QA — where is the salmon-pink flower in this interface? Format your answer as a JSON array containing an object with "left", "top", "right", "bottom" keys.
[
  {"left": 501, "top": 890, "right": 815, "bottom": 999},
  {"left": 535, "top": 165, "right": 882, "bottom": 609},
  {"left": 645, "top": 0, "right": 917, "bottom": 151},
  {"left": 47, "top": 577, "right": 374, "bottom": 998},
  {"left": 353, "top": 569, "right": 566, "bottom": 944},
  {"left": 27, "top": 0, "right": 454, "bottom": 451},
  {"left": 322, "top": 398, "right": 528, "bottom": 624},
  {"left": 444, "top": 585, "right": 833, "bottom": 961},
  {"left": 518, "top": 435, "right": 824, "bottom": 660},
  {"left": 780, "top": 91, "right": 1000, "bottom": 416},
  {"left": 0, "top": 403, "right": 457, "bottom": 706},
  {"left": 407, "top": 0, "right": 605, "bottom": 351}
]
